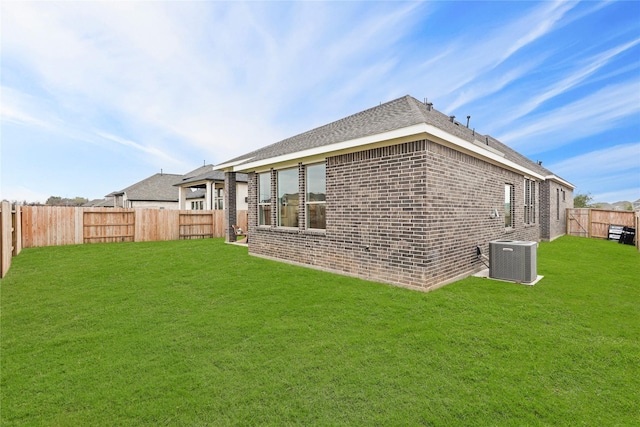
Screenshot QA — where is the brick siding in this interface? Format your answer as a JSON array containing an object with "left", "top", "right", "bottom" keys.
[
  {"left": 540, "top": 180, "right": 573, "bottom": 241},
  {"left": 246, "top": 138, "right": 544, "bottom": 291}
]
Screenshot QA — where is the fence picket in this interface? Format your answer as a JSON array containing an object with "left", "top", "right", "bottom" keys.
[
  {"left": 17, "top": 207, "right": 248, "bottom": 249},
  {"left": 566, "top": 208, "right": 636, "bottom": 241}
]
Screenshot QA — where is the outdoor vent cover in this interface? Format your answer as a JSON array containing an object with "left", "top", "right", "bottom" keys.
[{"left": 489, "top": 240, "right": 537, "bottom": 283}]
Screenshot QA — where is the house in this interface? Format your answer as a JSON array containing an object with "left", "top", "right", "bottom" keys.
[
  {"left": 82, "top": 197, "right": 116, "bottom": 207},
  {"left": 107, "top": 172, "right": 182, "bottom": 209},
  {"left": 215, "top": 95, "right": 574, "bottom": 291},
  {"left": 174, "top": 164, "right": 249, "bottom": 211}
]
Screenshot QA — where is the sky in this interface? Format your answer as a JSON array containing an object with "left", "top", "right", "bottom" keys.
[{"left": 1, "top": 1, "right": 639, "bottom": 204}]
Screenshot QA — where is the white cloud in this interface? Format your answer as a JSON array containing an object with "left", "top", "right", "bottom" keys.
[
  {"left": 497, "top": 81, "right": 640, "bottom": 152},
  {"left": 0, "top": 184, "right": 49, "bottom": 204},
  {"left": 0, "top": 86, "right": 57, "bottom": 129},
  {"left": 496, "top": 0, "right": 577, "bottom": 66},
  {"left": 592, "top": 187, "right": 640, "bottom": 204},
  {"left": 95, "top": 132, "right": 185, "bottom": 167},
  {"left": 493, "top": 37, "right": 640, "bottom": 128},
  {"left": 1, "top": 0, "right": 638, "bottom": 204},
  {"left": 1, "top": 102, "right": 50, "bottom": 129},
  {"left": 546, "top": 142, "right": 640, "bottom": 178},
  {"left": 1, "top": 1, "right": 429, "bottom": 167},
  {"left": 547, "top": 143, "right": 640, "bottom": 202},
  {"left": 445, "top": 59, "right": 544, "bottom": 113},
  {"left": 406, "top": 1, "right": 579, "bottom": 108}
]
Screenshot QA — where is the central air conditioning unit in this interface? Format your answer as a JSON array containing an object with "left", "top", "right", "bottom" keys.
[{"left": 489, "top": 240, "right": 537, "bottom": 284}]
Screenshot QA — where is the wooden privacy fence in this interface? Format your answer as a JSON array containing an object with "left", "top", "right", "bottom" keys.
[
  {"left": 567, "top": 208, "right": 639, "bottom": 251},
  {"left": 1, "top": 201, "right": 23, "bottom": 278},
  {"left": 20, "top": 206, "right": 247, "bottom": 248}
]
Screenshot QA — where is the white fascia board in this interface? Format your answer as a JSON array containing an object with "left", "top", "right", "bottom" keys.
[
  {"left": 422, "top": 124, "right": 546, "bottom": 180},
  {"left": 228, "top": 123, "right": 546, "bottom": 180},
  {"left": 545, "top": 174, "right": 575, "bottom": 189},
  {"left": 176, "top": 179, "right": 210, "bottom": 188},
  {"left": 230, "top": 124, "right": 428, "bottom": 172},
  {"left": 214, "top": 157, "right": 255, "bottom": 171}
]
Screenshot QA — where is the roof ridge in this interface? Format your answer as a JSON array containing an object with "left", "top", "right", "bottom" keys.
[{"left": 405, "top": 95, "right": 429, "bottom": 122}]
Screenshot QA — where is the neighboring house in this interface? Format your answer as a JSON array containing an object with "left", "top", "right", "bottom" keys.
[
  {"left": 107, "top": 173, "right": 182, "bottom": 209},
  {"left": 82, "top": 197, "right": 115, "bottom": 207},
  {"left": 216, "top": 95, "right": 574, "bottom": 292},
  {"left": 174, "top": 164, "right": 249, "bottom": 211}
]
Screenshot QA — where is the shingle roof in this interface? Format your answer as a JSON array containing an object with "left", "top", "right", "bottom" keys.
[
  {"left": 82, "top": 197, "right": 115, "bottom": 207},
  {"left": 108, "top": 173, "right": 182, "bottom": 201},
  {"left": 177, "top": 164, "right": 248, "bottom": 186},
  {"left": 216, "top": 95, "right": 571, "bottom": 185},
  {"left": 186, "top": 188, "right": 206, "bottom": 199},
  {"left": 219, "top": 96, "right": 425, "bottom": 166}
]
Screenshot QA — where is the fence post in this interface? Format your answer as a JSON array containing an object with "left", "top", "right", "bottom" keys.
[
  {"left": 12, "top": 205, "right": 22, "bottom": 256},
  {"left": 636, "top": 211, "right": 640, "bottom": 252},
  {"left": 1, "top": 201, "right": 12, "bottom": 278},
  {"left": 75, "top": 207, "right": 83, "bottom": 244}
]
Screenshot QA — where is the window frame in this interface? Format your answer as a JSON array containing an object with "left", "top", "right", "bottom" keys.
[
  {"left": 305, "top": 163, "right": 326, "bottom": 230},
  {"left": 214, "top": 187, "right": 224, "bottom": 210},
  {"left": 524, "top": 179, "right": 536, "bottom": 225},
  {"left": 531, "top": 181, "right": 536, "bottom": 224},
  {"left": 505, "top": 184, "right": 515, "bottom": 229},
  {"left": 277, "top": 167, "right": 299, "bottom": 228},
  {"left": 258, "top": 172, "right": 272, "bottom": 226}
]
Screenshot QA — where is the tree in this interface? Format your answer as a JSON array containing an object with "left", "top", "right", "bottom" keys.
[
  {"left": 573, "top": 193, "right": 594, "bottom": 208},
  {"left": 45, "top": 196, "right": 89, "bottom": 207},
  {"left": 620, "top": 201, "right": 633, "bottom": 211}
]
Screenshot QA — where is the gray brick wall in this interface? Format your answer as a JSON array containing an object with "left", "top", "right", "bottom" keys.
[
  {"left": 540, "top": 180, "right": 573, "bottom": 241},
  {"left": 224, "top": 172, "right": 237, "bottom": 242},
  {"left": 246, "top": 138, "right": 543, "bottom": 291}
]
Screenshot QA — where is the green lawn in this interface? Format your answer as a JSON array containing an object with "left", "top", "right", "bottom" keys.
[{"left": 1, "top": 236, "right": 638, "bottom": 426}]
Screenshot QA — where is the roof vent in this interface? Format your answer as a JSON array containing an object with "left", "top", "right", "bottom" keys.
[
  {"left": 449, "top": 115, "right": 455, "bottom": 123},
  {"left": 537, "top": 160, "right": 543, "bottom": 166},
  {"left": 485, "top": 137, "right": 489, "bottom": 145},
  {"left": 426, "top": 102, "right": 433, "bottom": 111},
  {"left": 466, "top": 115, "right": 471, "bottom": 128}
]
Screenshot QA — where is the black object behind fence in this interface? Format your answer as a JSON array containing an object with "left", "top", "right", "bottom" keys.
[{"left": 618, "top": 226, "right": 636, "bottom": 246}]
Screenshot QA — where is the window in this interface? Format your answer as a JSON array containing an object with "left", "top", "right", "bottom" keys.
[
  {"left": 258, "top": 173, "right": 271, "bottom": 226},
  {"left": 524, "top": 179, "right": 530, "bottom": 224},
  {"left": 277, "top": 168, "right": 299, "bottom": 227},
  {"left": 531, "top": 181, "right": 536, "bottom": 224},
  {"left": 214, "top": 188, "right": 224, "bottom": 210},
  {"left": 524, "top": 179, "right": 536, "bottom": 225},
  {"left": 505, "top": 184, "right": 514, "bottom": 228},
  {"left": 306, "top": 163, "right": 326, "bottom": 229}
]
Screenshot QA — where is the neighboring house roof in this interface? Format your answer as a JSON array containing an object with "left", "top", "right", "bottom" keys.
[
  {"left": 186, "top": 189, "right": 206, "bottom": 199},
  {"left": 83, "top": 197, "right": 115, "bottom": 207},
  {"left": 216, "top": 95, "right": 573, "bottom": 188},
  {"left": 108, "top": 173, "right": 182, "bottom": 201},
  {"left": 176, "top": 164, "right": 248, "bottom": 187}
]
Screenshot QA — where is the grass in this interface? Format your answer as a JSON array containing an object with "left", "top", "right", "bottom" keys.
[{"left": 1, "top": 236, "right": 639, "bottom": 426}]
